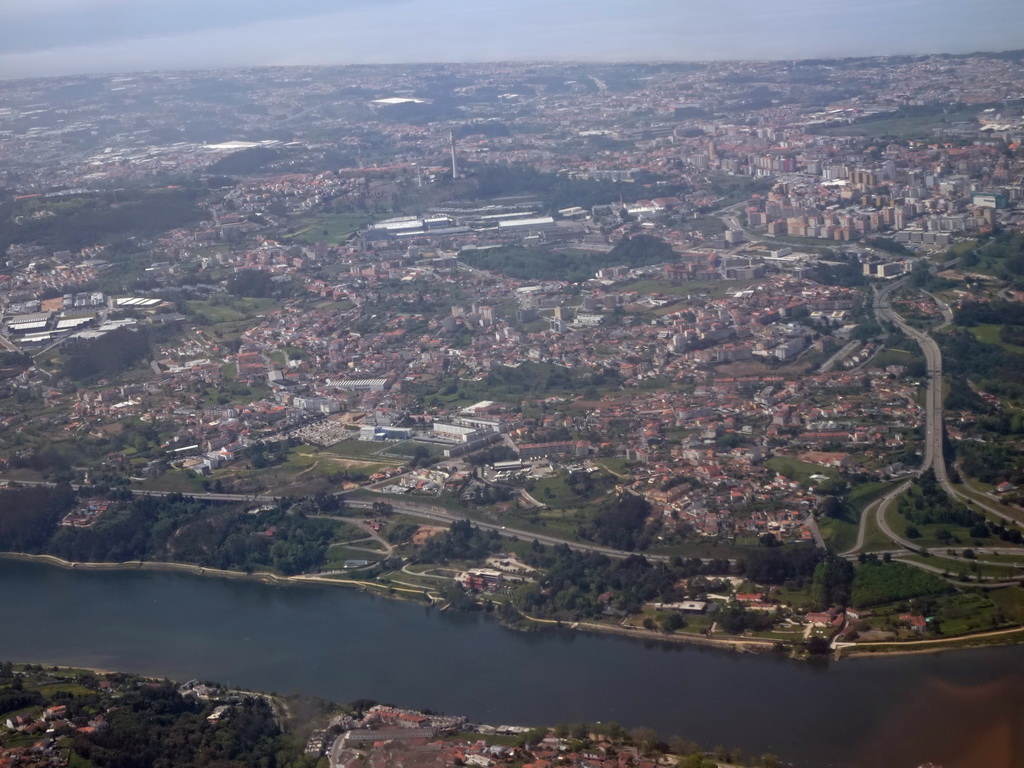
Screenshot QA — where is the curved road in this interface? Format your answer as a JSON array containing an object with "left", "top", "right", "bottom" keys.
[
  {"left": 10, "top": 480, "right": 664, "bottom": 563},
  {"left": 875, "top": 282, "right": 1023, "bottom": 530},
  {"left": 848, "top": 281, "right": 1024, "bottom": 581},
  {"left": 341, "top": 498, "right": 669, "bottom": 562}
]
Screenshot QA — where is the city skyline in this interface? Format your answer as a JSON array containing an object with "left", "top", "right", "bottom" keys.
[{"left": 2, "top": 0, "right": 1024, "bottom": 80}]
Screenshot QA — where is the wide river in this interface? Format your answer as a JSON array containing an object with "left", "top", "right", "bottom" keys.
[{"left": 1, "top": 558, "right": 1021, "bottom": 768}]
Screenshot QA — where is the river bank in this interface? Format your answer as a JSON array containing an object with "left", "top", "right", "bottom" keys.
[
  {"left": 0, "top": 550, "right": 442, "bottom": 602},
  {"left": 0, "top": 551, "right": 294, "bottom": 584},
  {"left": 517, "top": 612, "right": 780, "bottom": 654},
  {"left": 0, "top": 552, "right": 783, "bottom": 656},
  {"left": 5, "top": 551, "right": 1023, "bottom": 660},
  {"left": 3, "top": 554, "right": 1021, "bottom": 768},
  {"left": 836, "top": 626, "right": 1024, "bottom": 658}
]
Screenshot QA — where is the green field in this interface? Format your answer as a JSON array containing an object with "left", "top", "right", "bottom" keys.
[
  {"left": 179, "top": 444, "right": 402, "bottom": 497},
  {"left": 379, "top": 440, "right": 446, "bottom": 460},
  {"left": 869, "top": 347, "right": 917, "bottom": 369},
  {"left": 618, "top": 278, "right": 761, "bottom": 301},
  {"left": 770, "top": 582, "right": 817, "bottom": 612},
  {"left": 967, "top": 324, "right": 1024, "bottom": 355},
  {"left": 764, "top": 456, "right": 839, "bottom": 485},
  {"left": 988, "top": 586, "right": 1024, "bottom": 623},
  {"left": 493, "top": 504, "right": 595, "bottom": 542},
  {"left": 324, "top": 440, "right": 406, "bottom": 464},
  {"left": 186, "top": 297, "right": 277, "bottom": 325},
  {"left": 808, "top": 108, "right": 979, "bottom": 139},
  {"left": 819, "top": 480, "right": 898, "bottom": 555},
  {"left": 132, "top": 468, "right": 211, "bottom": 494},
  {"left": 529, "top": 470, "right": 611, "bottom": 509},
  {"left": 184, "top": 380, "right": 271, "bottom": 409},
  {"left": 595, "top": 457, "right": 634, "bottom": 478},
  {"left": 283, "top": 444, "right": 397, "bottom": 475},
  {"left": 859, "top": 502, "right": 902, "bottom": 552},
  {"left": 285, "top": 213, "right": 376, "bottom": 244},
  {"left": 817, "top": 512, "right": 859, "bottom": 554},
  {"left": 848, "top": 481, "right": 893, "bottom": 509},
  {"left": 322, "top": 545, "right": 382, "bottom": 570}
]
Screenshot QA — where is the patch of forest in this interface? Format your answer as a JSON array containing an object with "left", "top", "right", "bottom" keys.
[
  {"left": 0, "top": 665, "right": 313, "bottom": 768},
  {"left": 0, "top": 187, "right": 209, "bottom": 254},
  {"left": 940, "top": 327, "right": 1024, "bottom": 401},
  {"left": 0, "top": 487, "right": 339, "bottom": 576},
  {"left": 61, "top": 327, "right": 151, "bottom": 382},
  {"left": 850, "top": 561, "right": 952, "bottom": 608}
]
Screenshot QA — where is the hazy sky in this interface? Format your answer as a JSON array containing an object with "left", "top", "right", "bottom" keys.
[{"left": 1, "top": 0, "right": 1023, "bottom": 79}]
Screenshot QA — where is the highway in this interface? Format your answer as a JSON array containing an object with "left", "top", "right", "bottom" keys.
[
  {"left": 873, "top": 279, "right": 945, "bottom": 478},
  {"left": 875, "top": 282, "right": 1024, "bottom": 530},
  {"left": 341, "top": 498, "right": 669, "bottom": 561},
  {"left": 9, "top": 480, "right": 665, "bottom": 562},
  {"left": 843, "top": 479, "right": 913, "bottom": 556},
  {"left": 844, "top": 281, "right": 1024, "bottom": 581},
  {"left": 679, "top": 203, "right": 1024, "bottom": 574}
]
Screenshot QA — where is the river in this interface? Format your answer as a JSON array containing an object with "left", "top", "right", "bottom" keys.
[{"left": 2, "top": 558, "right": 1021, "bottom": 768}]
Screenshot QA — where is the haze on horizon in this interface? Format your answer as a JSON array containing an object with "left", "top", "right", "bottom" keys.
[{"left": 1, "top": 0, "right": 1023, "bottom": 80}]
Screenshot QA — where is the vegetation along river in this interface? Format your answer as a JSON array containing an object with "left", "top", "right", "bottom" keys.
[{"left": 2, "top": 558, "right": 1021, "bottom": 768}]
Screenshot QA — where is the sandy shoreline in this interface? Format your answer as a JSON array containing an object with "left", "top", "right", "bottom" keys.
[
  {"left": 10, "top": 661, "right": 155, "bottom": 677},
  {"left": 835, "top": 626, "right": 1024, "bottom": 659},
  {"left": 518, "top": 613, "right": 780, "bottom": 654},
  {"left": 0, "top": 551, "right": 292, "bottom": 584},
  {"left": 4, "top": 551, "right": 1022, "bottom": 660},
  {"left": 0, "top": 551, "right": 433, "bottom": 598}
]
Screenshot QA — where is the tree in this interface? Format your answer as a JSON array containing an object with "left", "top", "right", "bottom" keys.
[
  {"left": 569, "top": 723, "right": 590, "bottom": 741},
  {"left": 630, "top": 727, "right": 660, "bottom": 755},
  {"left": 805, "top": 636, "right": 830, "bottom": 655},
  {"left": 810, "top": 555, "right": 855, "bottom": 609},
  {"left": 586, "top": 493, "right": 654, "bottom": 550},
  {"left": 602, "top": 722, "right": 628, "bottom": 742},
  {"left": 816, "top": 477, "right": 848, "bottom": 497},
  {"left": 659, "top": 611, "right": 686, "bottom": 632},
  {"left": 819, "top": 496, "right": 844, "bottom": 519},
  {"left": 668, "top": 737, "right": 698, "bottom": 756},
  {"left": 227, "top": 270, "right": 275, "bottom": 298},
  {"left": 520, "top": 726, "right": 549, "bottom": 747},
  {"left": 678, "top": 753, "right": 716, "bottom": 768}
]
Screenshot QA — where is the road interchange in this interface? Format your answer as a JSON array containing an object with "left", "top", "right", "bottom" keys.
[{"left": 842, "top": 278, "right": 1024, "bottom": 582}]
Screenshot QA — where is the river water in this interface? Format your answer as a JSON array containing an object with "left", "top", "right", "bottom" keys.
[{"left": 2, "top": 558, "right": 1021, "bottom": 767}]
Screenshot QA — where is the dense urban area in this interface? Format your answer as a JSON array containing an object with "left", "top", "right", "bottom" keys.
[{"left": 2, "top": 54, "right": 1024, "bottom": 765}]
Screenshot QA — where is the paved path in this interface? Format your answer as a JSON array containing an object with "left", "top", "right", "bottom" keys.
[
  {"left": 834, "top": 624, "right": 1024, "bottom": 652},
  {"left": 817, "top": 340, "right": 861, "bottom": 373},
  {"left": 803, "top": 514, "right": 826, "bottom": 550}
]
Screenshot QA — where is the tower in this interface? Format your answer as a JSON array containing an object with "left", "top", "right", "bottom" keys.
[{"left": 450, "top": 130, "right": 458, "bottom": 179}]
